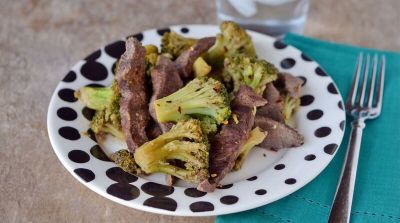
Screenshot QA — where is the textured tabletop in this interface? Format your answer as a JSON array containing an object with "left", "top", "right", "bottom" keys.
[{"left": 1, "top": 0, "right": 399, "bottom": 222}]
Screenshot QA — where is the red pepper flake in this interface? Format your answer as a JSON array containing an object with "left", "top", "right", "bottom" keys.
[{"left": 178, "top": 106, "right": 181, "bottom": 113}]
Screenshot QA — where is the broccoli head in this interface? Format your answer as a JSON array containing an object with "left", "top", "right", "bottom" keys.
[
  {"left": 153, "top": 77, "right": 231, "bottom": 125},
  {"left": 161, "top": 31, "right": 197, "bottom": 59},
  {"left": 144, "top": 44, "right": 159, "bottom": 76},
  {"left": 205, "top": 21, "right": 256, "bottom": 67},
  {"left": 193, "top": 114, "right": 218, "bottom": 135},
  {"left": 223, "top": 55, "right": 278, "bottom": 94},
  {"left": 234, "top": 127, "right": 266, "bottom": 170},
  {"left": 282, "top": 93, "right": 300, "bottom": 124},
  {"left": 111, "top": 150, "right": 141, "bottom": 175},
  {"left": 75, "top": 81, "right": 123, "bottom": 140},
  {"left": 134, "top": 119, "right": 209, "bottom": 183}
]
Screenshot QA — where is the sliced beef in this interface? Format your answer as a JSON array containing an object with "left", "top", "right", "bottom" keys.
[
  {"left": 146, "top": 119, "right": 163, "bottom": 140},
  {"left": 197, "top": 86, "right": 267, "bottom": 192},
  {"left": 257, "top": 83, "right": 284, "bottom": 122},
  {"left": 116, "top": 37, "right": 149, "bottom": 152},
  {"left": 254, "top": 116, "right": 304, "bottom": 151},
  {"left": 234, "top": 85, "right": 269, "bottom": 107},
  {"left": 175, "top": 37, "right": 216, "bottom": 80},
  {"left": 149, "top": 56, "right": 183, "bottom": 132},
  {"left": 274, "top": 72, "right": 303, "bottom": 98}
]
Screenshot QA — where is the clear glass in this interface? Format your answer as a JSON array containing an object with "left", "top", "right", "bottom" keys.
[{"left": 216, "top": 0, "right": 309, "bottom": 36}]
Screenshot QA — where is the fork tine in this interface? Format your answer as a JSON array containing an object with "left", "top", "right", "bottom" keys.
[
  {"left": 346, "top": 53, "right": 363, "bottom": 108},
  {"left": 367, "top": 55, "right": 378, "bottom": 108},
  {"left": 375, "top": 55, "right": 386, "bottom": 112},
  {"left": 357, "top": 54, "right": 370, "bottom": 107}
]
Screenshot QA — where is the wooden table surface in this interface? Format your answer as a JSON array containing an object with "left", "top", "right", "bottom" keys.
[{"left": 1, "top": 0, "right": 399, "bottom": 222}]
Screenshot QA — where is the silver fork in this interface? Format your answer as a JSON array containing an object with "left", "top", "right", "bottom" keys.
[{"left": 328, "top": 53, "right": 386, "bottom": 223}]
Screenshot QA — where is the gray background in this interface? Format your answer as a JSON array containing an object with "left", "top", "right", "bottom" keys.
[{"left": 1, "top": 0, "right": 399, "bottom": 222}]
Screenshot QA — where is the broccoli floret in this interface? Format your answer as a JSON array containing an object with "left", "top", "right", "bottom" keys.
[
  {"left": 144, "top": 44, "right": 159, "bottom": 76},
  {"left": 75, "top": 81, "right": 123, "bottom": 140},
  {"left": 282, "top": 93, "right": 300, "bottom": 124},
  {"left": 193, "top": 57, "right": 212, "bottom": 77},
  {"left": 110, "top": 150, "right": 141, "bottom": 175},
  {"left": 205, "top": 21, "right": 256, "bottom": 67},
  {"left": 224, "top": 55, "right": 278, "bottom": 94},
  {"left": 161, "top": 31, "right": 197, "bottom": 59},
  {"left": 134, "top": 119, "right": 209, "bottom": 183},
  {"left": 153, "top": 77, "right": 231, "bottom": 125},
  {"left": 193, "top": 114, "right": 218, "bottom": 135},
  {"left": 234, "top": 127, "right": 266, "bottom": 170}
]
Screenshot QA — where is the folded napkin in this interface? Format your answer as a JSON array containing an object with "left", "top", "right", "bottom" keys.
[{"left": 217, "top": 33, "right": 400, "bottom": 223}]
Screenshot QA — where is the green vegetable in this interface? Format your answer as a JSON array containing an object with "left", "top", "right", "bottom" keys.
[
  {"left": 282, "top": 93, "right": 300, "bottom": 124},
  {"left": 193, "top": 114, "right": 218, "bottom": 135},
  {"left": 144, "top": 44, "right": 159, "bottom": 76},
  {"left": 161, "top": 31, "right": 197, "bottom": 59},
  {"left": 234, "top": 127, "right": 266, "bottom": 170},
  {"left": 193, "top": 57, "right": 212, "bottom": 77},
  {"left": 110, "top": 150, "right": 141, "bottom": 175},
  {"left": 153, "top": 77, "right": 231, "bottom": 125},
  {"left": 134, "top": 119, "right": 209, "bottom": 183},
  {"left": 75, "top": 81, "right": 123, "bottom": 140},
  {"left": 223, "top": 55, "right": 278, "bottom": 94},
  {"left": 205, "top": 21, "right": 256, "bottom": 67}
]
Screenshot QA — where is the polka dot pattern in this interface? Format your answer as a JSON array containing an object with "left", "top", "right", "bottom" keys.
[
  {"left": 274, "top": 164, "right": 285, "bottom": 170},
  {"left": 82, "top": 107, "right": 96, "bottom": 121},
  {"left": 107, "top": 183, "right": 140, "bottom": 201},
  {"left": 74, "top": 168, "right": 95, "bottom": 182},
  {"left": 48, "top": 25, "right": 346, "bottom": 215},
  {"left": 80, "top": 60, "right": 108, "bottom": 81},
  {"left": 157, "top": 28, "right": 171, "bottom": 36},
  {"left": 68, "top": 150, "right": 90, "bottom": 163},
  {"left": 324, "top": 143, "right": 338, "bottom": 155},
  {"left": 280, "top": 58, "right": 296, "bottom": 69},
  {"left": 327, "top": 83, "right": 338, "bottom": 94},
  {"left": 106, "top": 167, "right": 138, "bottom": 183},
  {"left": 141, "top": 182, "right": 174, "bottom": 196},
  {"left": 300, "top": 95, "right": 314, "bottom": 106},
  {"left": 315, "top": 127, "right": 332, "bottom": 138},
  {"left": 304, "top": 154, "right": 316, "bottom": 161},
  {"left": 58, "top": 88, "right": 77, "bottom": 102},
  {"left": 315, "top": 67, "right": 328, "bottom": 76},
  {"left": 307, "top": 109, "right": 323, "bottom": 120},
  {"left": 84, "top": 49, "right": 101, "bottom": 61},
  {"left": 144, "top": 197, "right": 177, "bottom": 211},
  {"left": 59, "top": 127, "right": 80, "bottom": 140},
  {"left": 90, "top": 145, "right": 111, "bottom": 162},
  {"left": 220, "top": 195, "right": 239, "bottom": 205},
  {"left": 273, "top": 40, "right": 287, "bottom": 49},
  {"left": 285, "top": 178, "right": 296, "bottom": 185},
  {"left": 104, "top": 40, "right": 125, "bottom": 59},
  {"left": 184, "top": 188, "right": 207, "bottom": 198},
  {"left": 190, "top": 201, "right": 214, "bottom": 212},
  {"left": 62, "top": 71, "right": 77, "bottom": 82},
  {"left": 57, "top": 107, "right": 77, "bottom": 121}
]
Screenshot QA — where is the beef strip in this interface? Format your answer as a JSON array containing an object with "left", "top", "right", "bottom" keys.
[
  {"left": 254, "top": 116, "right": 304, "bottom": 151},
  {"left": 149, "top": 55, "right": 183, "bottom": 132},
  {"left": 175, "top": 37, "right": 216, "bottom": 80},
  {"left": 274, "top": 72, "right": 303, "bottom": 98},
  {"left": 146, "top": 119, "right": 163, "bottom": 140},
  {"left": 257, "top": 83, "right": 284, "bottom": 123},
  {"left": 116, "top": 37, "right": 149, "bottom": 152},
  {"left": 197, "top": 85, "right": 267, "bottom": 192}
]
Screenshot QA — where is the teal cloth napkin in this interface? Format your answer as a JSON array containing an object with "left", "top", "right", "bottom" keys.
[{"left": 217, "top": 33, "right": 400, "bottom": 223}]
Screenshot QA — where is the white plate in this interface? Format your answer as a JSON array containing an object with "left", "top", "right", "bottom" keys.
[{"left": 47, "top": 24, "right": 345, "bottom": 216}]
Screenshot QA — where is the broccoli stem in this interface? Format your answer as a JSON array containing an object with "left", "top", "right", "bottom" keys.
[{"left": 234, "top": 127, "right": 266, "bottom": 170}]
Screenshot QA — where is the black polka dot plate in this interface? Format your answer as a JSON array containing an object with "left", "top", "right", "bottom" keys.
[{"left": 47, "top": 25, "right": 346, "bottom": 216}]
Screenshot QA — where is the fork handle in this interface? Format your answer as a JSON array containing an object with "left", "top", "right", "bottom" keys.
[{"left": 328, "top": 119, "right": 365, "bottom": 223}]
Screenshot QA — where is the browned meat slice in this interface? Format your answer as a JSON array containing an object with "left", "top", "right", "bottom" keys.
[
  {"left": 116, "top": 37, "right": 149, "bottom": 152},
  {"left": 254, "top": 116, "right": 304, "bottom": 151},
  {"left": 146, "top": 119, "right": 163, "bottom": 140},
  {"left": 175, "top": 37, "right": 216, "bottom": 80},
  {"left": 165, "top": 174, "right": 178, "bottom": 186},
  {"left": 197, "top": 86, "right": 267, "bottom": 192},
  {"left": 274, "top": 72, "right": 303, "bottom": 98},
  {"left": 149, "top": 55, "right": 183, "bottom": 132},
  {"left": 234, "top": 84, "right": 270, "bottom": 107},
  {"left": 257, "top": 83, "right": 284, "bottom": 122}
]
